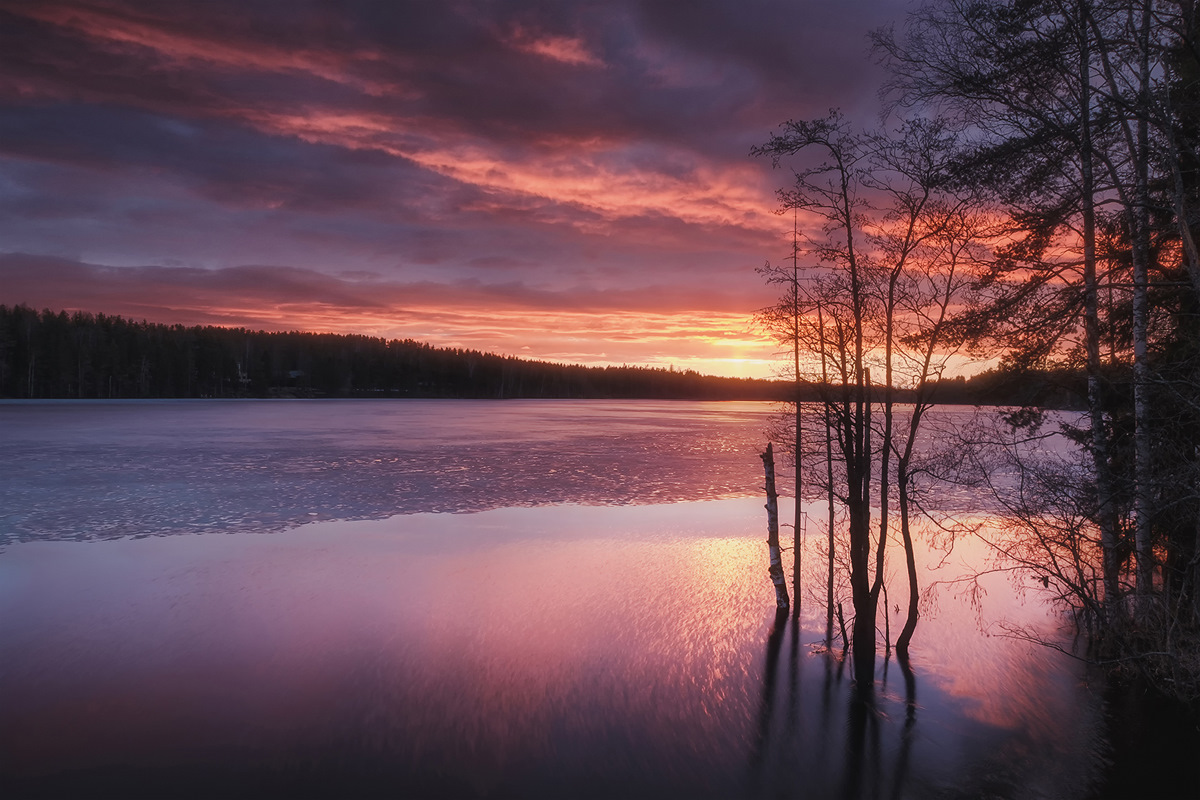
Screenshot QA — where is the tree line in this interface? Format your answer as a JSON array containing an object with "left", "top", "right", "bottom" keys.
[
  {"left": 756, "top": 0, "right": 1200, "bottom": 699},
  {"left": 0, "top": 303, "right": 1073, "bottom": 403},
  {"left": 0, "top": 304, "right": 779, "bottom": 400}
]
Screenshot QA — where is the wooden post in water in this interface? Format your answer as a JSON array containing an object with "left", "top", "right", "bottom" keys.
[{"left": 761, "top": 442, "right": 791, "bottom": 611}]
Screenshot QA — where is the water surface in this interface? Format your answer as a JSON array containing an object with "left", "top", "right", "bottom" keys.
[
  {"left": 0, "top": 400, "right": 1194, "bottom": 798},
  {"left": 2, "top": 400, "right": 775, "bottom": 543}
]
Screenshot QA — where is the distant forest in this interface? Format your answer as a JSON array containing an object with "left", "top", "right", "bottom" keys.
[{"left": 0, "top": 304, "right": 1080, "bottom": 405}]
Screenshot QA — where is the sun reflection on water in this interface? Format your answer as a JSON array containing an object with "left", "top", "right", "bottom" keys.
[{"left": 0, "top": 498, "right": 1122, "bottom": 798}]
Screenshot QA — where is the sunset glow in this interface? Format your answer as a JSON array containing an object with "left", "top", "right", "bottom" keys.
[{"left": 0, "top": 0, "right": 903, "bottom": 377}]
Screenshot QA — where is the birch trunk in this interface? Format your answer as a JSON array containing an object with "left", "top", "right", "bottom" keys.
[
  {"left": 792, "top": 215, "right": 803, "bottom": 619},
  {"left": 1131, "top": 0, "right": 1155, "bottom": 610},
  {"left": 762, "top": 442, "right": 791, "bottom": 611},
  {"left": 1079, "top": 0, "right": 1122, "bottom": 618}
]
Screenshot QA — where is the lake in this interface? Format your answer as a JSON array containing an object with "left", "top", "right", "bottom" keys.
[{"left": 0, "top": 400, "right": 1196, "bottom": 798}]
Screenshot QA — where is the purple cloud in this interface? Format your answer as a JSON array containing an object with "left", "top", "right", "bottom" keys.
[{"left": 0, "top": 0, "right": 909, "bottom": 376}]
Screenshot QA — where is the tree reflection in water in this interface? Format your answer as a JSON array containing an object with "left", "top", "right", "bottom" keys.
[
  {"left": 750, "top": 614, "right": 919, "bottom": 800},
  {"left": 749, "top": 608, "right": 790, "bottom": 787},
  {"left": 890, "top": 657, "right": 917, "bottom": 800}
]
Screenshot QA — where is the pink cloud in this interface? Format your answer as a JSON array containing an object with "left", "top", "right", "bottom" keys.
[
  {"left": 503, "top": 25, "right": 604, "bottom": 67},
  {"left": 0, "top": 0, "right": 908, "bottom": 378}
]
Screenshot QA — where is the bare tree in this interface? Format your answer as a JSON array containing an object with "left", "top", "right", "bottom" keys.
[
  {"left": 755, "top": 113, "right": 880, "bottom": 685},
  {"left": 874, "top": 0, "right": 1200, "bottom": 693},
  {"left": 754, "top": 112, "right": 984, "bottom": 683},
  {"left": 756, "top": 210, "right": 806, "bottom": 618},
  {"left": 874, "top": 0, "right": 1128, "bottom": 618}
]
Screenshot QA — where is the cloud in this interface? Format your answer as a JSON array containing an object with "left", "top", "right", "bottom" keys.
[
  {"left": 0, "top": 252, "right": 778, "bottom": 375},
  {"left": 502, "top": 24, "right": 604, "bottom": 67},
  {"left": 0, "top": 253, "right": 764, "bottom": 315},
  {"left": 0, "top": 0, "right": 910, "bottom": 376}
]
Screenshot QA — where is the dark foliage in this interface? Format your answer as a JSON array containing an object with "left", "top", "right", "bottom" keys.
[
  {"left": 0, "top": 304, "right": 792, "bottom": 401},
  {"left": 0, "top": 304, "right": 1053, "bottom": 404}
]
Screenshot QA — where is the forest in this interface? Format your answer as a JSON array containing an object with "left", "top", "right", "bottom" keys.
[
  {"left": 753, "top": 0, "right": 1200, "bottom": 699},
  {"left": 0, "top": 302, "right": 1062, "bottom": 403},
  {"left": 0, "top": 304, "right": 781, "bottom": 400}
]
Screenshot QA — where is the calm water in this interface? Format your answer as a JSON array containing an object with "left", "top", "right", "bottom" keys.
[{"left": 0, "top": 400, "right": 1195, "bottom": 798}]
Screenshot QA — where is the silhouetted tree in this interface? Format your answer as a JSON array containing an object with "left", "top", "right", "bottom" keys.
[
  {"left": 876, "top": 0, "right": 1200, "bottom": 694},
  {"left": 754, "top": 112, "right": 984, "bottom": 682}
]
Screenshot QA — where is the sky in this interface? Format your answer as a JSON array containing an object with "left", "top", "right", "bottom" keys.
[{"left": 0, "top": 0, "right": 910, "bottom": 378}]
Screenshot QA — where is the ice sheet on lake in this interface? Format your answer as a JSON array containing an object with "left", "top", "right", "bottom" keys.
[
  {"left": 1, "top": 400, "right": 781, "bottom": 543},
  {"left": 0, "top": 399, "right": 1081, "bottom": 544}
]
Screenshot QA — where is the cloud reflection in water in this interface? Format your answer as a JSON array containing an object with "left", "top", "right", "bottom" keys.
[{"left": 2, "top": 500, "right": 1105, "bottom": 798}]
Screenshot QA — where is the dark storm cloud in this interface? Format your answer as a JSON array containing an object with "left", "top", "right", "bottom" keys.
[
  {"left": 0, "top": 0, "right": 902, "bottom": 155},
  {"left": 634, "top": 1, "right": 893, "bottom": 98},
  {"left": 0, "top": 105, "right": 421, "bottom": 212},
  {"left": 338, "top": 0, "right": 898, "bottom": 152}
]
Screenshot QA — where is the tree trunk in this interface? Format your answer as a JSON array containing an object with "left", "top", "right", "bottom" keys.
[
  {"left": 1079, "top": 0, "right": 1122, "bottom": 619},
  {"left": 819, "top": 303, "right": 836, "bottom": 647},
  {"left": 762, "top": 442, "right": 791, "bottom": 611},
  {"left": 895, "top": 459, "right": 920, "bottom": 660},
  {"left": 792, "top": 213, "right": 803, "bottom": 620},
  {"left": 1131, "top": 0, "right": 1155, "bottom": 611},
  {"left": 794, "top": 397, "right": 802, "bottom": 619},
  {"left": 850, "top": 370, "right": 876, "bottom": 686}
]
